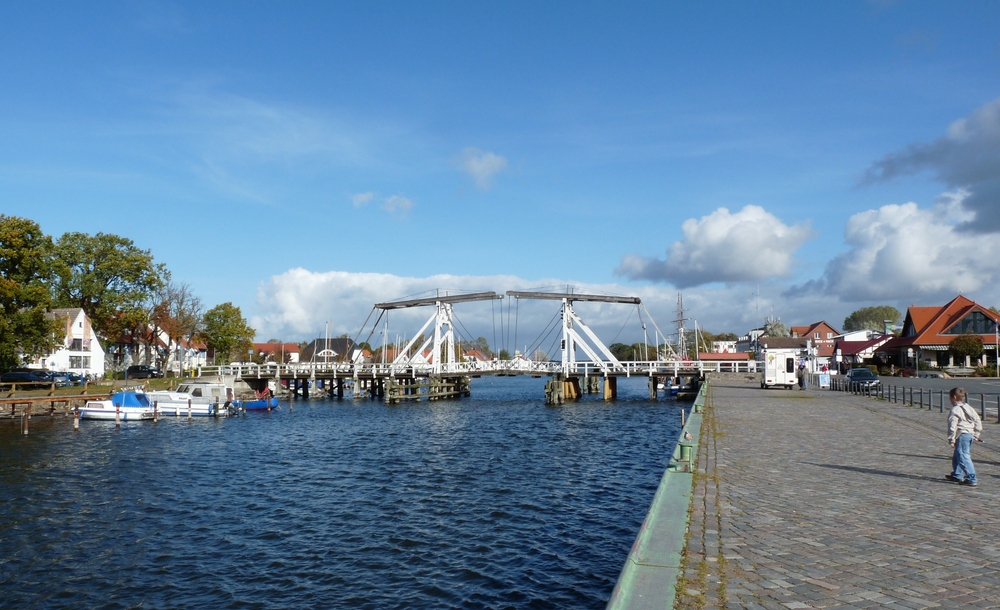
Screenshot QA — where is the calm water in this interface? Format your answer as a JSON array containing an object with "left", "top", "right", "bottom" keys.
[{"left": 0, "top": 376, "right": 685, "bottom": 609}]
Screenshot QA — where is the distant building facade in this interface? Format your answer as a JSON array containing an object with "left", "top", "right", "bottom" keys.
[{"left": 32, "top": 308, "right": 106, "bottom": 378}]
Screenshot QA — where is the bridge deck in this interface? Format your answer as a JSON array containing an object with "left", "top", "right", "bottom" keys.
[{"left": 209, "top": 360, "right": 755, "bottom": 381}]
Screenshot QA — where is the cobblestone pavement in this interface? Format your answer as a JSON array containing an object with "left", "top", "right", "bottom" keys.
[{"left": 676, "top": 380, "right": 1000, "bottom": 609}]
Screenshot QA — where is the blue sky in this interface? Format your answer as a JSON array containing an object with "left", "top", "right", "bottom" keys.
[{"left": 3, "top": 2, "right": 1000, "bottom": 346}]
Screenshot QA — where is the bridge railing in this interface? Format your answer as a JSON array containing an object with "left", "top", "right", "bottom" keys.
[{"left": 195, "top": 359, "right": 756, "bottom": 379}]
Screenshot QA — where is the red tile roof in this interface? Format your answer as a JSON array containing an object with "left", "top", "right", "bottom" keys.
[{"left": 883, "top": 295, "right": 1000, "bottom": 351}]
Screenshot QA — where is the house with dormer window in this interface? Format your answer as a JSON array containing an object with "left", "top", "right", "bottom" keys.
[
  {"left": 882, "top": 295, "right": 1000, "bottom": 369},
  {"left": 31, "top": 308, "right": 106, "bottom": 378}
]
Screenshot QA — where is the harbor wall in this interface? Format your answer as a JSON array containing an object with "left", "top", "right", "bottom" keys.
[{"left": 605, "top": 382, "right": 707, "bottom": 609}]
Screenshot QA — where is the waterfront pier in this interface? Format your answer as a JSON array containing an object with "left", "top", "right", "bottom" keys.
[{"left": 614, "top": 377, "right": 1000, "bottom": 608}]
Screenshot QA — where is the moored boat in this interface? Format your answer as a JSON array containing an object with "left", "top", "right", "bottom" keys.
[
  {"left": 79, "top": 391, "right": 155, "bottom": 421},
  {"left": 656, "top": 380, "right": 681, "bottom": 396},
  {"left": 243, "top": 396, "right": 279, "bottom": 410},
  {"left": 146, "top": 381, "right": 239, "bottom": 417}
]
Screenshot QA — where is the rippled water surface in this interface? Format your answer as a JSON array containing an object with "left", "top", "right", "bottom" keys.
[{"left": 1, "top": 377, "right": 685, "bottom": 609}]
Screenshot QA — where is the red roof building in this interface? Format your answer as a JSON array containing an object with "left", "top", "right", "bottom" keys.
[
  {"left": 883, "top": 295, "right": 1000, "bottom": 368},
  {"left": 790, "top": 321, "right": 840, "bottom": 358}
]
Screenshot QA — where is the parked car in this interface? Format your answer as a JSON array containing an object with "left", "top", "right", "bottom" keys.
[
  {"left": 67, "top": 372, "right": 85, "bottom": 385},
  {"left": 1, "top": 370, "right": 51, "bottom": 384},
  {"left": 846, "top": 368, "right": 881, "bottom": 389},
  {"left": 126, "top": 365, "right": 164, "bottom": 379},
  {"left": 49, "top": 372, "right": 72, "bottom": 387}
]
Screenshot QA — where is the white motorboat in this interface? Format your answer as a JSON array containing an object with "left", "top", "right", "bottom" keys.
[
  {"left": 79, "top": 391, "right": 155, "bottom": 421},
  {"left": 146, "top": 381, "right": 239, "bottom": 417}
]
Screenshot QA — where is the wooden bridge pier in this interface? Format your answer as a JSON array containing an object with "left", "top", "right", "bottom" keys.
[
  {"left": 383, "top": 375, "right": 470, "bottom": 404},
  {"left": 603, "top": 376, "right": 617, "bottom": 400},
  {"left": 546, "top": 375, "right": 619, "bottom": 404}
]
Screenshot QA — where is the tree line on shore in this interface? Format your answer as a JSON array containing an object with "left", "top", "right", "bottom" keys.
[{"left": 0, "top": 215, "right": 255, "bottom": 372}]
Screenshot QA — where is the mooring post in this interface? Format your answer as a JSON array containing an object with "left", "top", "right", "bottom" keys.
[
  {"left": 115, "top": 403, "right": 121, "bottom": 428},
  {"left": 187, "top": 398, "right": 192, "bottom": 420},
  {"left": 153, "top": 400, "right": 158, "bottom": 423},
  {"left": 73, "top": 405, "right": 79, "bottom": 430},
  {"left": 22, "top": 404, "right": 30, "bottom": 435}
]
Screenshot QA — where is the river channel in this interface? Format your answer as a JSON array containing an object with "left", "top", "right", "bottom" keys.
[{"left": 0, "top": 376, "right": 686, "bottom": 609}]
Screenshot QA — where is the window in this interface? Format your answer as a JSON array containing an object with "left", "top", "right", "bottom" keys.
[
  {"left": 69, "top": 356, "right": 90, "bottom": 369},
  {"left": 70, "top": 339, "right": 83, "bottom": 351},
  {"left": 944, "top": 311, "right": 996, "bottom": 335},
  {"left": 827, "top": 332, "right": 833, "bottom": 339},
  {"left": 814, "top": 332, "right": 820, "bottom": 339},
  {"left": 785, "top": 358, "right": 795, "bottom": 373}
]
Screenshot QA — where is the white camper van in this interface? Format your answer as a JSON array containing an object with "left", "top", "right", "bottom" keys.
[{"left": 759, "top": 348, "right": 799, "bottom": 389}]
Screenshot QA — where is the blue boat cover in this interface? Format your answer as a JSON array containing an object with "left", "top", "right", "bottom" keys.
[{"left": 111, "top": 392, "right": 151, "bottom": 407}]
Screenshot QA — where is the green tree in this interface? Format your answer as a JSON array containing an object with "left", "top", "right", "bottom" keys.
[
  {"left": 498, "top": 348, "right": 511, "bottom": 360},
  {"left": 52, "top": 232, "right": 167, "bottom": 342},
  {"left": 609, "top": 342, "right": 651, "bottom": 361},
  {"left": 763, "top": 317, "right": 789, "bottom": 337},
  {"left": 609, "top": 342, "right": 631, "bottom": 361},
  {"left": 0, "top": 216, "right": 60, "bottom": 371},
  {"left": 843, "top": 305, "right": 901, "bottom": 332},
  {"left": 202, "top": 302, "right": 255, "bottom": 364},
  {"left": 949, "top": 333, "right": 984, "bottom": 364},
  {"left": 471, "top": 336, "right": 493, "bottom": 357}
]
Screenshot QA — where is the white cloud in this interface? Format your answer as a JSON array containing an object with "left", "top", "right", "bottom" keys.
[
  {"left": 250, "top": 269, "right": 773, "bottom": 346},
  {"left": 617, "top": 205, "right": 812, "bottom": 287},
  {"left": 382, "top": 195, "right": 413, "bottom": 216},
  {"left": 351, "top": 192, "right": 374, "bottom": 207},
  {"left": 862, "top": 96, "right": 1000, "bottom": 232},
  {"left": 458, "top": 147, "right": 508, "bottom": 189},
  {"left": 252, "top": 265, "right": 1000, "bottom": 347},
  {"left": 792, "top": 190, "right": 1000, "bottom": 302}
]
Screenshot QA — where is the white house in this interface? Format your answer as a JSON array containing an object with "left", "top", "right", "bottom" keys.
[
  {"left": 33, "top": 308, "right": 106, "bottom": 378},
  {"left": 711, "top": 340, "right": 738, "bottom": 353},
  {"left": 108, "top": 327, "right": 208, "bottom": 375}
]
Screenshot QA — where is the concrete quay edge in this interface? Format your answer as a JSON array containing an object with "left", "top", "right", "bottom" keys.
[{"left": 606, "top": 383, "right": 707, "bottom": 609}]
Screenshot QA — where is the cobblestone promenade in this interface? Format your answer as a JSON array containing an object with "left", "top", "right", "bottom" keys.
[{"left": 677, "top": 379, "right": 1000, "bottom": 609}]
